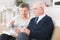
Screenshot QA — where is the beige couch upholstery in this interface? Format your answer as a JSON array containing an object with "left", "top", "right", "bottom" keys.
[{"left": 52, "top": 27, "right": 60, "bottom": 40}]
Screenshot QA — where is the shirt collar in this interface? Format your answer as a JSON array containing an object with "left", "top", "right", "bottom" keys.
[{"left": 37, "top": 13, "right": 46, "bottom": 23}]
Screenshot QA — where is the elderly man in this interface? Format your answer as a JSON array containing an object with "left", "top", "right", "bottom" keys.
[{"left": 16, "top": 0, "right": 54, "bottom": 40}]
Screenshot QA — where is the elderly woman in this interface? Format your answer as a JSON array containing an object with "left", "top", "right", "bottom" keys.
[{"left": 0, "top": 3, "right": 31, "bottom": 40}]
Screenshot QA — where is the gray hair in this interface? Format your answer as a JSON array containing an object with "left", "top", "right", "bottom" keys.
[
  {"left": 34, "top": 0, "right": 45, "bottom": 9},
  {"left": 19, "top": 2, "right": 30, "bottom": 10}
]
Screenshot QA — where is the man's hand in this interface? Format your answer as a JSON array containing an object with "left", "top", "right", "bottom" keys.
[
  {"left": 20, "top": 27, "right": 30, "bottom": 35},
  {"left": 14, "top": 27, "right": 30, "bottom": 35}
]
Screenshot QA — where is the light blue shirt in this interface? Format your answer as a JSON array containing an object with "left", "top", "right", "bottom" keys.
[{"left": 37, "top": 13, "right": 46, "bottom": 23}]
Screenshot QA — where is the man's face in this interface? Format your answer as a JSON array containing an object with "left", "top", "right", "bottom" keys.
[
  {"left": 19, "top": 7, "right": 29, "bottom": 16},
  {"left": 32, "top": 3, "right": 44, "bottom": 17}
]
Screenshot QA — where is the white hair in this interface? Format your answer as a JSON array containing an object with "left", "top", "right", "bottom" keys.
[{"left": 34, "top": 0, "right": 45, "bottom": 9}]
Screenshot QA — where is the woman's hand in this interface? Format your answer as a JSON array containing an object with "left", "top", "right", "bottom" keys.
[
  {"left": 13, "top": 27, "right": 21, "bottom": 34},
  {"left": 11, "top": 32, "right": 18, "bottom": 37},
  {"left": 10, "top": 19, "right": 14, "bottom": 25}
]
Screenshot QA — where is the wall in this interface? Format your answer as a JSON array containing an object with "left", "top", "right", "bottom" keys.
[
  {"left": 0, "top": 0, "right": 18, "bottom": 24},
  {"left": 0, "top": 0, "right": 16, "bottom": 12},
  {"left": 45, "top": 7, "right": 60, "bottom": 27},
  {"left": 25, "top": 0, "right": 52, "bottom": 7},
  {"left": 0, "top": 0, "right": 16, "bottom": 7}
]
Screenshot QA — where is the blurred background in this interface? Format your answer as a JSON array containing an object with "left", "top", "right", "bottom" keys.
[{"left": 0, "top": 0, "right": 60, "bottom": 40}]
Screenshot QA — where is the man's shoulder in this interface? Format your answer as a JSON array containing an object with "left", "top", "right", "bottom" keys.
[
  {"left": 43, "top": 15, "right": 53, "bottom": 23},
  {"left": 40, "top": 15, "right": 53, "bottom": 23},
  {"left": 44, "top": 15, "right": 52, "bottom": 20}
]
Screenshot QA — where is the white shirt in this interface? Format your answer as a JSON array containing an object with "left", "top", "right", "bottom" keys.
[
  {"left": 6, "top": 15, "right": 31, "bottom": 35},
  {"left": 7, "top": 15, "right": 31, "bottom": 28},
  {"left": 37, "top": 13, "right": 46, "bottom": 23}
]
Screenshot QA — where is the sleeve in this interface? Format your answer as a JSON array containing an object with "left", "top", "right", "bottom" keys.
[
  {"left": 7, "top": 22, "right": 13, "bottom": 29},
  {"left": 6, "top": 16, "right": 17, "bottom": 29},
  {"left": 29, "top": 18, "right": 54, "bottom": 39}
]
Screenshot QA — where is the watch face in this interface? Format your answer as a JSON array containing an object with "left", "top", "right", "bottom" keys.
[{"left": 55, "top": 1, "right": 60, "bottom": 5}]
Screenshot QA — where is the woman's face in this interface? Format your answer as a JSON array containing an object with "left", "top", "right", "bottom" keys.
[{"left": 19, "top": 7, "right": 29, "bottom": 16}]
